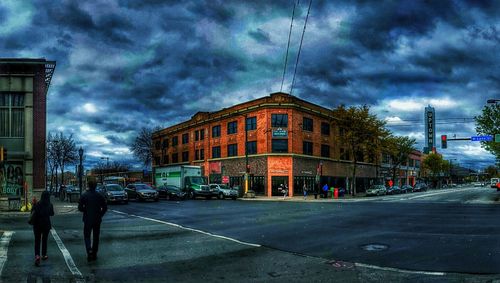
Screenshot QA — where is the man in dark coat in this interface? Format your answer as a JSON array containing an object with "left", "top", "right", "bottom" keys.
[{"left": 78, "top": 177, "right": 107, "bottom": 262}]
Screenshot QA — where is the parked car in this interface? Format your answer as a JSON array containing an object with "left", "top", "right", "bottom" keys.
[
  {"left": 156, "top": 185, "right": 187, "bottom": 200},
  {"left": 401, "top": 185, "right": 413, "bottom": 193},
  {"left": 210, "top": 184, "right": 238, "bottom": 200},
  {"left": 125, "top": 183, "right": 159, "bottom": 202},
  {"left": 365, "top": 185, "right": 387, "bottom": 196},
  {"left": 386, "top": 186, "right": 401, "bottom": 195},
  {"left": 413, "top": 183, "right": 428, "bottom": 192},
  {"left": 98, "top": 184, "right": 128, "bottom": 204},
  {"left": 473, "top": 182, "right": 483, "bottom": 187}
]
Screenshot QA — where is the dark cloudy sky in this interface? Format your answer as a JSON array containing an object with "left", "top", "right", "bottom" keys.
[{"left": 1, "top": 0, "right": 498, "bottom": 170}]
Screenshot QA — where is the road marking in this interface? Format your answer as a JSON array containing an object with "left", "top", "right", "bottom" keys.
[
  {"left": 51, "top": 229, "right": 86, "bottom": 283},
  {"left": 111, "top": 210, "right": 261, "bottom": 248},
  {"left": 355, "top": 262, "right": 445, "bottom": 276},
  {"left": 406, "top": 188, "right": 470, "bottom": 200},
  {"left": 0, "top": 231, "right": 14, "bottom": 277}
]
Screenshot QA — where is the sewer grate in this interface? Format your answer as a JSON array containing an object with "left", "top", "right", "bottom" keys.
[{"left": 361, "top": 243, "right": 389, "bottom": 251}]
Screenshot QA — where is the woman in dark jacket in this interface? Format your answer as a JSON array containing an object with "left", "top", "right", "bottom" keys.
[{"left": 32, "top": 190, "right": 54, "bottom": 266}]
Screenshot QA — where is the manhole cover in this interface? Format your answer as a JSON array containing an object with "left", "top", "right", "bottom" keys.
[{"left": 361, "top": 243, "right": 389, "bottom": 251}]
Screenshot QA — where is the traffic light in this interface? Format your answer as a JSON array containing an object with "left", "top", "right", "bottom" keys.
[{"left": 441, "top": 135, "right": 447, "bottom": 149}]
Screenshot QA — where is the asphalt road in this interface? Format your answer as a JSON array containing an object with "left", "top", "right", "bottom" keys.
[
  {"left": 111, "top": 186, "right": 500, "bottom": 274},
  {"left": 1, "top": 185, "right": 499, "bottom": 282}
]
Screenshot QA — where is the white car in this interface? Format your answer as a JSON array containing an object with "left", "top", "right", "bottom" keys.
[
  {"left": 473, "top": 182, "right": 483, "bottom": 187},
  {"left": 209, "top": 184, "right": 238, "bottom": 200}
]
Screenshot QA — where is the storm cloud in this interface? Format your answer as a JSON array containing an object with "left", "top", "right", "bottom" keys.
[{"left": 0, "top": 0, "right": 498, "bottom": 169}]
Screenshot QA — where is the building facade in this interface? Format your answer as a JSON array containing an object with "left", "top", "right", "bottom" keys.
[
  {"left": 381, "top": 150, "right": 423, "bottom": 186},
  {"left": 0, "top": 58, "right": 56, "bottom": 210},
  {"left": 152, "top": 92, "right": 378, "bottom": 197}
]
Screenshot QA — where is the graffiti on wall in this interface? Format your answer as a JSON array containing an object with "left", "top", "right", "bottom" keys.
[{"left": 0, "top": 163, "right": 23, "bottom": 196}]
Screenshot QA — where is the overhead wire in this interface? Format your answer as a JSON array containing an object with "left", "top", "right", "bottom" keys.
[
  {"left": 290, "top": 0, "right": 313, "bottom": 96},
  {"left": 280, "top": 0, "right": 298, "bottom": 92}
]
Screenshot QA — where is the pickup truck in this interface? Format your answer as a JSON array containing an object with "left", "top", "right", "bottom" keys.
[{"left": 209, "top": 184, "right": 238, "bottom": 200}]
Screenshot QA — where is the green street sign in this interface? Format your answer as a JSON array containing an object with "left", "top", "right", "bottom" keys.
[{"left": 496, "top": 134, "right": 500, "bottom": 143}]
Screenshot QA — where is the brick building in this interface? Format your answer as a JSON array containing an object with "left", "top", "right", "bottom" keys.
[
  {"left": 152, "top": 92, "right": 378, "bottom": 197},
  {"left": 0, "top": 58, "right": 56, "bottom": 210}
]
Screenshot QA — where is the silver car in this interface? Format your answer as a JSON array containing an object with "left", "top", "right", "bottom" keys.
[
  {"left": 210, "top": 184, "right": 238, "bottom": 200},
  {"left": 366, "top": 185, "right": 387, "bottom": 196}
]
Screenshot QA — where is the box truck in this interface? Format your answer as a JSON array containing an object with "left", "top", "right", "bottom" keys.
[{"left": 154, "top": 165, "right": 213, "bottom": 199}]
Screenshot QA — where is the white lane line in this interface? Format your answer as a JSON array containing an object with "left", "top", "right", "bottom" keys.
[
  {"left": 111, "top": 210, "right": 261, "bottom": 248},
  {"left": 51, "top": 229, "right": 86, "bottom": 283},
  {"left": 0, "top": 231, "right": 14, "bottom": 277},
  {"left": 405, "top": 189, "right": 469, "bottom": 200},
  {"left": 355, "top": 262, "right": 445, "bottom": 276}
]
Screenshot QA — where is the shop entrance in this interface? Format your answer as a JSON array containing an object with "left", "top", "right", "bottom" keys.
[
  {"left": 271, "top": 176, "right": 288, "bottom": 196},
  {"left": 293, "top": 176, "right": 315, "bottom": 195}
]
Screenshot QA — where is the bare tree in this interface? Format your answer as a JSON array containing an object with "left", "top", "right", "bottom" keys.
[
  {"left": 50, "top": 132, "right": 78, "bottom": 186},
  {"left": 130, "top": 127, "right": 160, "bottom": 168}
]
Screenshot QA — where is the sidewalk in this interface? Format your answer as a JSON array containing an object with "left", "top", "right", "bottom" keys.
[
  {"left": 0, "top": 195, "right": 79, "bottom": 217},
  {"left": 240, "top": 193, "right": 367, "bottom": 202}
]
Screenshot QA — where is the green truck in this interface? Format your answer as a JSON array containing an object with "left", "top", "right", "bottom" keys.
[{"left": 154, "top": 165, "right": 212, "bottom": 199}]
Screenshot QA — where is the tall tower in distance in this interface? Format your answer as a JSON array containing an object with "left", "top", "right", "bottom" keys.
[{"left": 424, "top": 105, "right": 436, "bottom": 153}]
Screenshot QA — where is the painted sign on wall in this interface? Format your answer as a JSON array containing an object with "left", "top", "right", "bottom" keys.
[{"left": 0, "top": 163, "right": 23, "bottom": 196}]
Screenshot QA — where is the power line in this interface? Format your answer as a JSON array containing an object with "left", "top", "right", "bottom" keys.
[
  {"left": 280, "top": 0, "right": 298, "bottom": 92},
  {"left": 290, "top": 0, "right": 312, "bottom": 96}
]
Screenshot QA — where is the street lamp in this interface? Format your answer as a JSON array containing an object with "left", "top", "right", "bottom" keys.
[
  {"left": 100, "top": 156, "right": 109, "bottom": 183},
  {"left": 78, "top": 147, "right": 83, "bottom": 195}
]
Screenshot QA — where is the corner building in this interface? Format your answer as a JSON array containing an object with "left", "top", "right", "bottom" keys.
[{"left": 152, "top": 92, "right": 377, "bottom": 197}]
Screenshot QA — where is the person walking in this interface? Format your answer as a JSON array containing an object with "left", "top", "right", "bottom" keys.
[
  {"left": 31, "top": 190, "right": 54, "bottom": 266},
  {"left": 78, "top": 177, "right": 107, "bottom": 262},
  {"left": 303, "top": 182, "right": 308, "bottom": 200}
]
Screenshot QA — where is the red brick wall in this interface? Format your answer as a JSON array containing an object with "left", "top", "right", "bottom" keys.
[{"left": 33, "top": 65, "right": 46, "bottom": 190}]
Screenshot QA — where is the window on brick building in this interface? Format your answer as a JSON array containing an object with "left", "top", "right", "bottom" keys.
[
  {"left": 200, "top": 129, "right": 205, "bottom": 140},
  {"left": 340, "top": 148, "right": 350, "bottom": 160},
  {"left": 228, "top": 144, "right": 238, "bottom": 157},
  {"left": 155, "top": 141, "right": 161, "bottom": 150},
  {"left": 212, "top": 146, "right": 221, "bottom": 158},
  {"left": 0, "top": 93, "right": 24, "bottom": 137},
  {"left": 154, "top": 156, "right": 160, "bottom": 166},
  {"left": 195, "top": 149, "right": 199, "bottom": 160},
  {"left": 182, "top": 151, "right": 189, "bottom": 162},
  {"left": 195, "top": 131, "right": 199, "bottom": 141},
  {"left": 212, "top": 125, "right": 221, "bottom": 137},
  {"left": 303, "top": 141, "right": 313, "bottom": 155},
  {"left": 272, "top": 139, "right": 288, "bottom": 153},
  {"left": 321, "top": 122, "right": 330, "bottom": 136},
  {"left": 172, "top": 153, "right": 178, "bottom": 163},
  {"left": 303, "top": 117, "right": 313, "bottom": 132},
  {"left": 246, "top": 141, "right": 257, "bottom": 155},
  {"left": 321, "top": 145, "right": 330, "bottom": 158},
  {"left": 227, "top": 121, "right": 237, "bottom": 134},
  {"left": 246, "top": 116, "right": 257, "bottom": 131},
  {"left": 271, "top": 114, "right": 288, "bottom": 127},
  {"left": 200, "top": 149, "right": 204, "bottom": 160},
  {"left": 162, "top": 155, "right": 169, "bottom": 164},
  {"left": 172, "top": 136, "right": 178, "bottom": 146},
  {"left": 162, "top": 139, "right": 168, "bottom": 149},
  {"left": 182, "top": 133, "right": 189, "bottom": 144}
]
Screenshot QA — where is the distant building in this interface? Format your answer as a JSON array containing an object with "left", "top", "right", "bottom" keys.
[
  {"left": 152, "top": 92, "right": 380, "bottom": 197},
  {"left": 0, "top": 58, "right": 56, "bottom": 210},
  {"left": 381, "top": 150, "right": 423, "bottom": 186}
]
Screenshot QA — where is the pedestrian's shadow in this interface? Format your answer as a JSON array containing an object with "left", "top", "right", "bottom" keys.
[{"left": 26, "top": 272, "right": 51, "bottom": 283}]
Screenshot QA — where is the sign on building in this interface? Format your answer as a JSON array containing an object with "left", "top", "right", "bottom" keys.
[
  {"left": 424, "top": 106, "right": 435, "bottom": 150},
  {"left": 272, "top": 128, "right": 288, "bottom": 138}
]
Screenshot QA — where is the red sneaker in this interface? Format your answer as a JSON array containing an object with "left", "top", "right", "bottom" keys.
[{"left": 35, "top": 255, "right": 41, "bottom": 266}]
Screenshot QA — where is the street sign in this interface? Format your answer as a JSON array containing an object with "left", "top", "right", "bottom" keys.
[
  {"left": 471, "top": 135, "right": 493, "bottom": 142},
  {"left": 222, "top": 176, "right": 229, "bottom": 184}
]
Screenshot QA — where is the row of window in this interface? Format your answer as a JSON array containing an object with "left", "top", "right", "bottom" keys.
[
  {"left": 155, "top": 114, "right": 333, "bottom": 150},
  {"left": 156, "top": 140, "right": 336, "bottom": 165}
]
